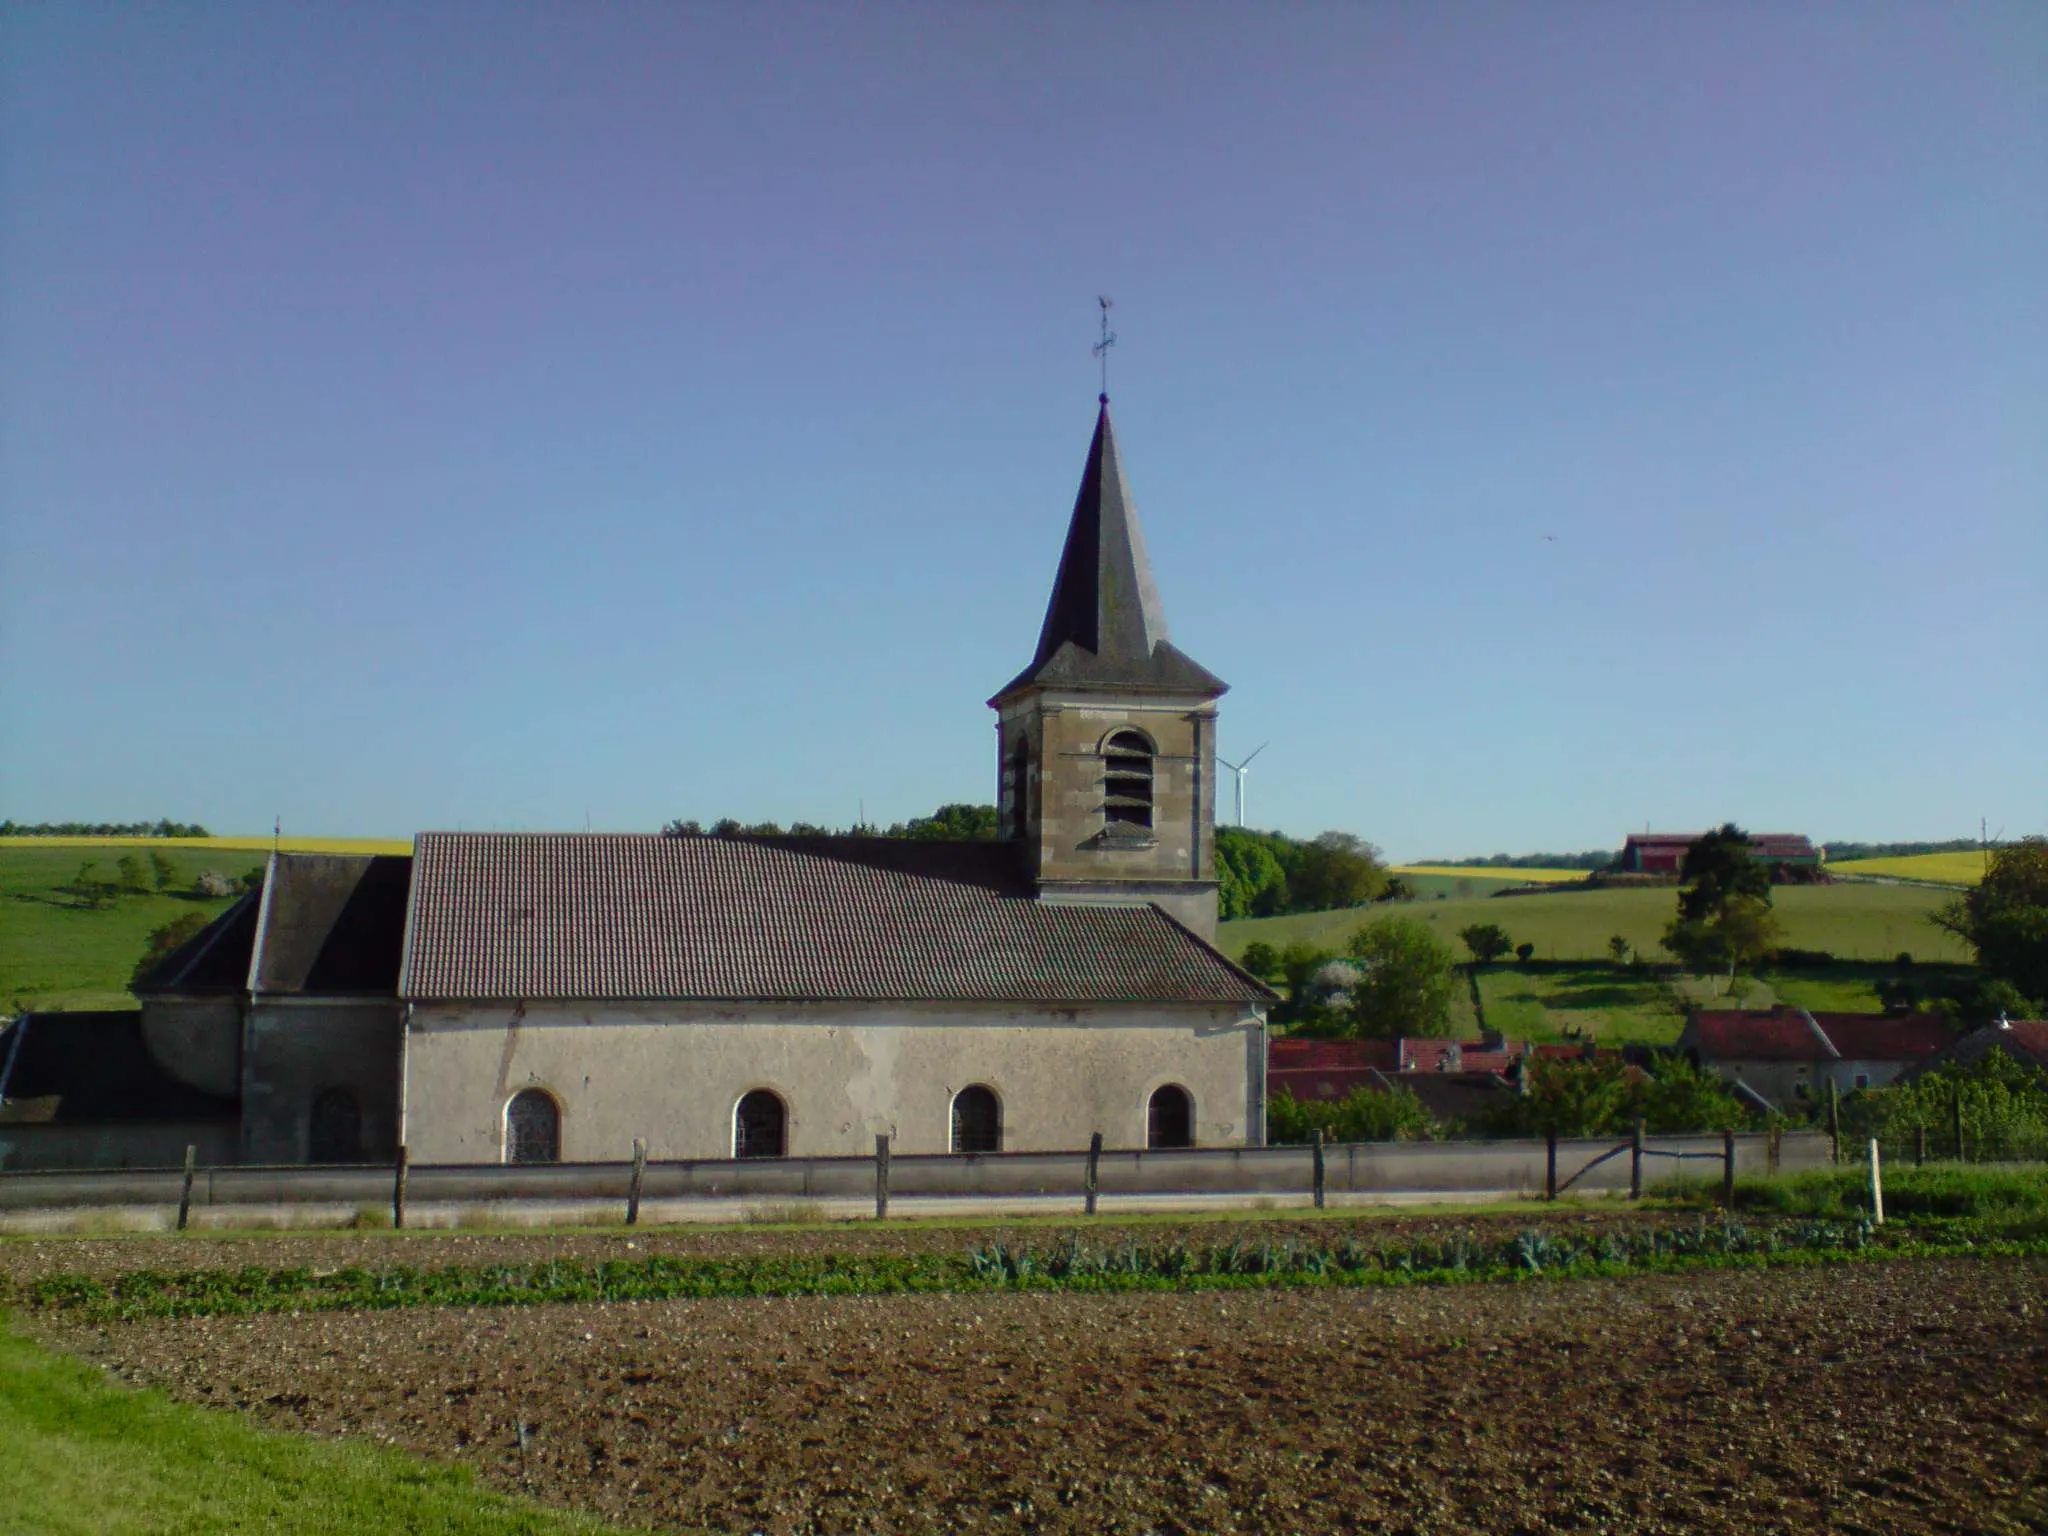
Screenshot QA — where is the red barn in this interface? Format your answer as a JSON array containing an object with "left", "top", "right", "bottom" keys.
[{"left": 1618, "top": 831, "right": 1818, "bottom": 875}]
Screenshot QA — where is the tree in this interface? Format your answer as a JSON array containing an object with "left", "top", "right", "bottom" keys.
[
  {"left": 1607, "top": 935, "right": 1632, "bottom": 965},
  {"left": 1216, "top": 829, "right": 1289, "bottom": 920},
  {"left": 1661, "top": 916, "right": 1729, "bottom": 976},
  {"left": 1341, "top": 918, "right": 1461, "bottom": 1039},
  {"left": 1716, "top": 894, "right": 1783, "bottom": 979},
  {"left": 1288, "top": 833, "right": 1388, "bottom": 912},
  {"left": 893, "top": 803, "right": 999, "bottom": 840},
  {"left": 149, "top": 850, "right": 176, "bottom": 891},
  {"left": 1677, "top": 824, "right": 1771, "bottom": 923},
  {"left": 238, "top": 865, "right": 265, "bottom": 895},
  {"left": 1514, "top": 942, "right": 1536, "bottom": 965},
  {"left": 130, "top": 911, "right": 214, "bottom": 992},
  {"left": 1457, "top": 923, "right": 1513, "bottom": 965},
  {"left": 1237, "top": 941, "right": 1280, "bottom": 981},
  {"left": 1635, "top": 1055, "right": 1748, "bottom": 1133},
  {"left": 69, "top": 860, "right": 116, "bottom": 910},
  {"left": 1934, "top": 836, "right": 2048, "bottom": 1006},
  {"left": 1484, "top": 1055, "right": 1637, "bottom": 1137},
  {"left": 116, "top": 853, "right": 150, "bottom": 894}
]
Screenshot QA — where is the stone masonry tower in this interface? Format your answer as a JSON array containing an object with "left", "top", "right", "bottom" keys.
[{"left": 990, "top": 396, "right": 1227, "bottom": 940}]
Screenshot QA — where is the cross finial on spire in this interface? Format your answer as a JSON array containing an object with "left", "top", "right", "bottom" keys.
[{"left": 1093, "top": 296, "right": 1116, "bottom": 399}]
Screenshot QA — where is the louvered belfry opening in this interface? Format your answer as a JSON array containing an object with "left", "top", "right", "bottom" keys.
[
  {"left": 1102, "top": 730, "right": 1155, "bottom": 828},
  {"left": 506, "top": 1088, "right": 561, "bottom": 1164},
  {"left": 1147, "top": 1084, "right": 1194, "bottom": 1149},
  {"left": 308, "top": 1086, "right": 363, "bottom": 1163},
  {"left": 951, "top": 1084, "right": 1002, "bottom": 1154},
  {"left": 735, "top": 1090, "right": 787, "bottom": 1159}
]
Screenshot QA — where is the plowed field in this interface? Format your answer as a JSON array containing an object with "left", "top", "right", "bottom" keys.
[{"left": 19, "top": 1243, "right": 2047, "bottom": 1534}]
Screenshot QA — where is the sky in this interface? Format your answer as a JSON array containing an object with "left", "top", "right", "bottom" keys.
[{"left": 2, "top": 3, "right": 2043, "bottom": 861}]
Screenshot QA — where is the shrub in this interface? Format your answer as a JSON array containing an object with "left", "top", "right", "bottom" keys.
[
  {"left": 1514, "top": 942, "right": 1536, "bottom": 965},
  {"left": 1268, "top": 1085, "right": 1438, "bottom": 1144},
  {"left": 1457, "top": 923, "right": 1513, "bottom": 965},
  {"left": 191, "top": 870, "right": 236, "bottom": 898}
]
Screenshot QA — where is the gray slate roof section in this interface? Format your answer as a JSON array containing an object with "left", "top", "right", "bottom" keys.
[
  {"left": 135, "top": 892, "right": 260, "bottom": 995},
  {"left": 400, "top": 832, "right": 1270, "bottom": 1006},
  {"left": 994, "top": 400, "right": 1228, "bottom": 700},
  {"left": 251, "top": 854, "right": 412, "bottom": 995}
]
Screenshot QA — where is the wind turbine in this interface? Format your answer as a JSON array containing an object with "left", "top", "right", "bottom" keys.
[{"left": 1215, "top": 743, "right": 1269, "bottom": 828}]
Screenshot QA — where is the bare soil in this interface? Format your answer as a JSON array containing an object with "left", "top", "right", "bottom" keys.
[{"left": 21, "top": 1253, "right": 2048, "bottom": 1534}]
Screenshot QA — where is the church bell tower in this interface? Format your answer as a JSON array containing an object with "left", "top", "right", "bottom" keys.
[{"left": 990, "top": 396, "right": 1227, "bottom": 940}]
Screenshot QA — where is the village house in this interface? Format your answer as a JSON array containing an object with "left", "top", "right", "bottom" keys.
[
  {"left": 1, "top": 396, "right": 1274, "bottom": 1170},
  {"left": 1677, "top": 1007, "right": 1953, "bottom": 1112}
]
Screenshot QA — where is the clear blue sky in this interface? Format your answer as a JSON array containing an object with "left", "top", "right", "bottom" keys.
[{"left": 3, "top": 3, "right": 2042, "bottom": 861}]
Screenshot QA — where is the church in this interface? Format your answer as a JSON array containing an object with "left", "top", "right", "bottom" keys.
[{"left": 4, "top": 398, "right": 1272, "bottom": 1171}]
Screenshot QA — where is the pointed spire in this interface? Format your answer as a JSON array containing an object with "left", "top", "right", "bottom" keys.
[{"left": 994, "top": 399, "right": 1226, "bottom": 700}]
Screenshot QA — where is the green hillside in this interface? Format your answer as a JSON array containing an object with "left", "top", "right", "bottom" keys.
[
  {"left": 1219, "top": 881, "right": 1969, "bottom": 966},
  {"left": 0, "top": 846, "right": 257, "bottom": 1011}
]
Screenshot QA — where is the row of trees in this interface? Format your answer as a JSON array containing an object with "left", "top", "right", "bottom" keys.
[
  {"left": 662, "top": 805, "right": 1001, "bottom": 841},
  {"left": 661, "top": 808, "right": 1401, "bottom": 924},
  {"left": 68, "top": 855, "right": 260, "bottom": 911},
  {"left": 2, "top": 819, "right": 211, "bottom": 838},
  {"left": 1216, "top": 828, "right": 1390, "bottom": 920}
]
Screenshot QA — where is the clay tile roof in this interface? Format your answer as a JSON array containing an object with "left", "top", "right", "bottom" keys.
[
  {"left": 1903, "top": 1019, "right": 2048, "bottom": 1079},
  {"left": 1808, "top": 1013, "right": 1952, "bottom": 1060},
  {"left": 400, "top": 832, "right": 1271, "bottom": 1006},
  {"left": 1689, "top": 1010, "right": 1953, "bottom": 1063},
  {"left": 1688, "top": 1011, "right": 1829, "bottom": 1061}
]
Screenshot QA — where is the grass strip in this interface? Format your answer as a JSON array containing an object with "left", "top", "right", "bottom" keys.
[
  {"left": 22, "top": 1220, "right": 2046, "bottom": 1323},
  {"left": 0, "top": 1315, "right": 636, "bottom": 1536}
]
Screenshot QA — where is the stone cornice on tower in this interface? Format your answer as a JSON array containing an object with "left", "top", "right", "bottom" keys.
[{"left": 991, "top": 398, "right": 1228, "bottom": 703}]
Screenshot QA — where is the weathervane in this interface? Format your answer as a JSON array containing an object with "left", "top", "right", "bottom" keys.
[{"left": 1093, "top": 296, "right": 1117, "bottom": 399}]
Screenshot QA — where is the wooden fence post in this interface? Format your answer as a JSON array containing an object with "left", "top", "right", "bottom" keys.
[
  {"left": 1827, "top": 1080, "right": 1840, "bottom": 1165},
  {"left": 874, "top": 1133, "right": 891, "bottom": 1222},
  {"left": 176, "top": 1144, "right": 197, "bottom": 1232},
  {"left": 1629, "top": 1118, "right": 1644, "bottom": 1200},
  {"left": 1767, "top": 1124, "right": 1782, "bottom": 1175},
  {"left": 1545, "top": 1131, "right": 1557, "bottom": 1202},
  {"left": 1953, "top": 1087, "right": 1965, "bottom": 1163},
  {"left": 1085, "top": 1132, "right": 1102, "bottom": 1217},
  {"left": 1868, "top": 1137, "right": 1884, "bottom": 1226},
  {"left": 1311, "top": 1129, "right": 1326, "bottom": 1210},
  {"left": 625, "top": 1137, "right": 647, "bottom": 1227},
  {"left": 1722, "top": 1129, "right": 1737, "bottom": 1212},
  {"left": 1914, "top": 1124, "right": 1926, "bottom": 1168},
  {"left": 392, "top": 1145, "right": 410, "bottom": 1230}
]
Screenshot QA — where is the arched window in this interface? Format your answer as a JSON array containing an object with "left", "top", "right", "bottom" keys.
[
  {"left": 1007, "top": 736, "right": 1032, "bottom": 839},
  {"left": 951, "top": 1085, "right": 1002, "bottom": 1155},
  {"left": 308, "top": 1087, "right": 362, "bottom": 1164},
  {"left": 1103, "top": 730, "right": 1154, "bottom": 828},
  {"left": 1148, "top": 1085, "right": 1194, "bottom": 1150},
  {"left": 505, "top": 1088, "right": 561, "bottom": 1164},
  {"left": 734, "top": 1090, "right": 787, "bottom": 1159}
]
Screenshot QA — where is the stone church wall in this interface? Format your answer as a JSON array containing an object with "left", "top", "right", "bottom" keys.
[
  {"left": 240, "top": 1001, "right": 401, "bottom": 1163},
  {"left": 400, "top": 1001, "right": 1264, "bottom": 1165}
]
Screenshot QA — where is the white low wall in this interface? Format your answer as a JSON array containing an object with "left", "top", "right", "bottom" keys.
[{"left": 0, "top": 1132, "right": 1831, "bottom": 1216}]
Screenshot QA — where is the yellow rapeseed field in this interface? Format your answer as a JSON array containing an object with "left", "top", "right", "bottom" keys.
[
  {"left": 3, "top": 835, "right": 414, "bottom": 855},
  {"left": 1390, "top": 865, "right": 1588, "bottom": 884},
  {"left": 1829, "top": 852, "right": 1986, "bottom": 886}
]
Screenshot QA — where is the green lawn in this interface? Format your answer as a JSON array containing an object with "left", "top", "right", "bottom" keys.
[
  {"left": 0, "top": 1317, "right": 629, "bottom": 1536},
  {"left": 1219, "top": 881, "right": 1970, "bottom": 967},
  {"left": 0, "top": 847, "right": 256, "bottom": 1011},
  {"left": 1472, "top": 964, "right": 1687, "bottom": 1046}
]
